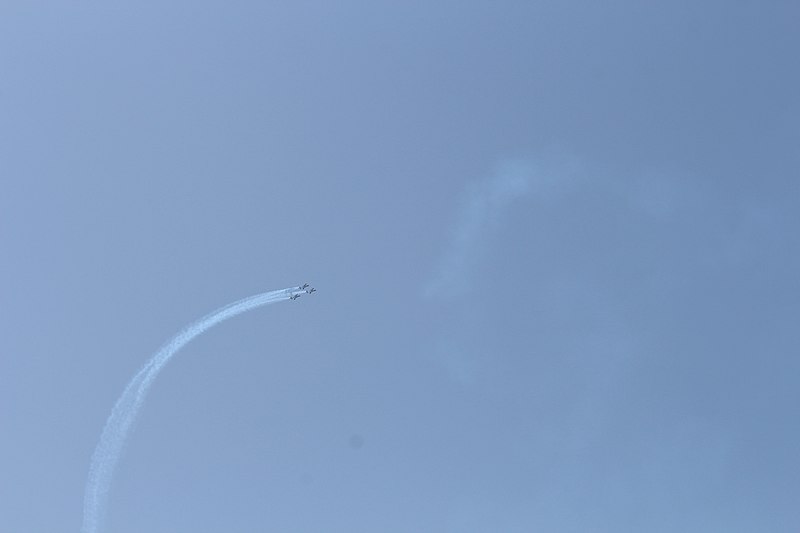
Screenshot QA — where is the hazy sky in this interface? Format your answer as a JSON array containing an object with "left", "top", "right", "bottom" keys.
[{"left": 2, "top": 1, "right": 799, "bottom": 531}]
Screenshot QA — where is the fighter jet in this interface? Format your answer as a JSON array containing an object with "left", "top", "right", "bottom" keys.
[
  {"left": 298, "top": 283, "right": 309, "bottom": 290},
  {"left": 289, "top": 293, "right": 301, "bottom": 300},
  {"left": 306, "top": 287, "right": 316, "bottom": 294}
]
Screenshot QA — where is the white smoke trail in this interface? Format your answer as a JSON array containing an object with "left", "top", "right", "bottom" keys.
[
  {"left": 82, "top": 287, "right": 304, "bottom": 533},
  {"left": 425, "top": 160, "right": 533, "bottom": 299}
]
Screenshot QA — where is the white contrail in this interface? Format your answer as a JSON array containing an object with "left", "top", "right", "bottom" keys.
[{"left": 82, "top": 287, "right": 305, "bottom": 533}]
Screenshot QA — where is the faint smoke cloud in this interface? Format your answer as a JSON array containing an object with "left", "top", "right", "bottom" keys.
[{"left": 425, "top": 160, "right": 533, "bottom": 298}]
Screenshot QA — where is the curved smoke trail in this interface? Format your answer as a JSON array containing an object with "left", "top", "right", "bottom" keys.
[{"left": 82, "top": 287, "right": 304, "bottom": 533}]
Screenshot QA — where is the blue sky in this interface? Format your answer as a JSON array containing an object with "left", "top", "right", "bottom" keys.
[{"left": 2, "top": 1, "right": 799, "bottom": 531}]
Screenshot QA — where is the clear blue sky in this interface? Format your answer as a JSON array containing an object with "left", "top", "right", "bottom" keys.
[{"left": 2, "top": 1, "right": 799, "bottom": 531}]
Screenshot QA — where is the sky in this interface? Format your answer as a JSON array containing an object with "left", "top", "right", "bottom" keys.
[{"left": 1, "top": 1, "right": 799, "bottom": 531}]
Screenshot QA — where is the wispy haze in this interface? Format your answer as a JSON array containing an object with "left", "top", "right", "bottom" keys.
[{"left": 426, "top": 160, "right": 533, "bottom": 298}]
